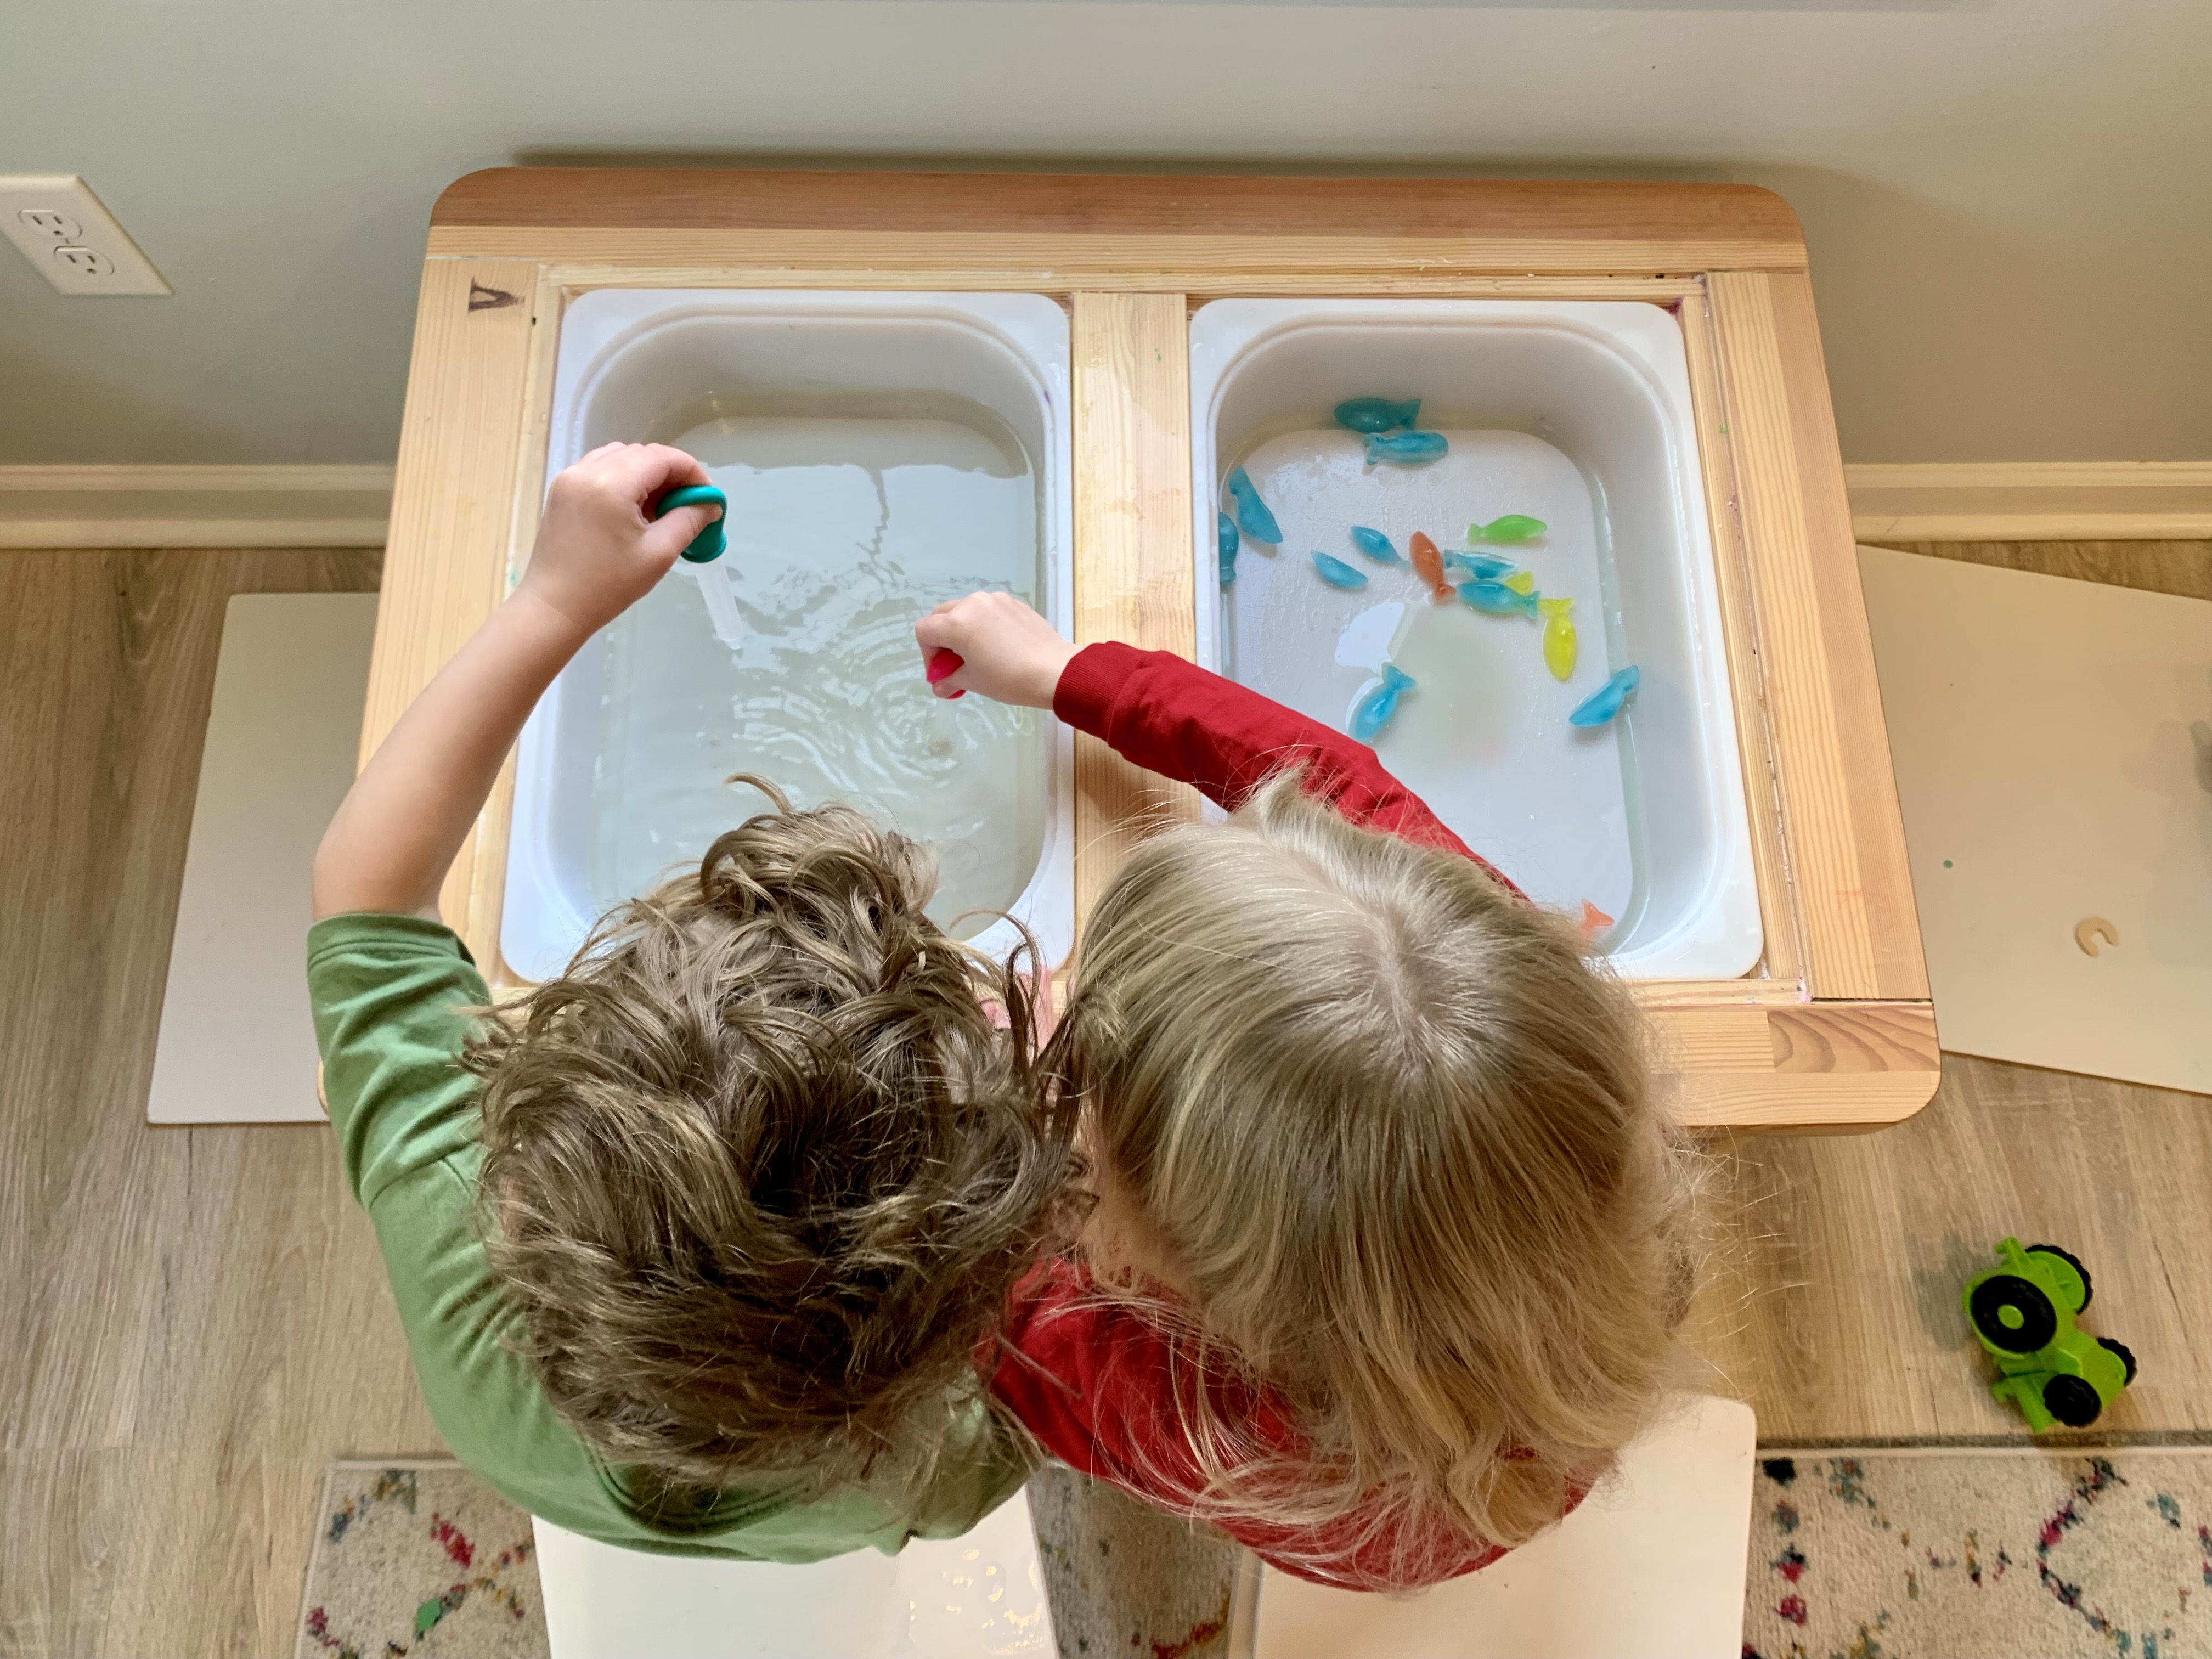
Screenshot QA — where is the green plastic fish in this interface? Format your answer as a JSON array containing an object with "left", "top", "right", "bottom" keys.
[{"left": 1469, "top": 515, "right": 1547, "bottom": 544}]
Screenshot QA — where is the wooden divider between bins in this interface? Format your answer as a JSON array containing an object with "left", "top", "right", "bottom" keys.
[{"left": 1069, "top": 294, "right": 1202, "bottom": 943}]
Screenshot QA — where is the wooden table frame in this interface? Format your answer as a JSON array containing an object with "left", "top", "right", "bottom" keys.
[{"left": 367, "top": 169, "right": 1937, "bottom": 1131}]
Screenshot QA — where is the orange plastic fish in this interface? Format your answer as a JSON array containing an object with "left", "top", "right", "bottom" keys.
[
  {"left": 1579, "top": 900, "right": 1615, "bottom": 943},
  {"left": 1408, "top": 531, "right": 1451, "bottom": 601}
]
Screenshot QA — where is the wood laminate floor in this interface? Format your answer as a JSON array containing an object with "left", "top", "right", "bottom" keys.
[
  {"left": 0, "top": 548, "right": 438, "bottom": 1659},
  {"left": 0, "top": 539, "right": 2204, "bottom": 1654},
  {"left": 1682, "top": 539, "right": 2212, "bottom": 1442}
]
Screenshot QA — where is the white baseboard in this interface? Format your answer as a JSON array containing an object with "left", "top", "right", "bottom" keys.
[
  {"left": 0, "top": 465, "right": 394, "bottom": 548},
  {"left": 1, "top": 461, "right": 2205, "bottom": 550},
  {"left": 1845, "top": 462, "right": 2212, "bottom": 541}
]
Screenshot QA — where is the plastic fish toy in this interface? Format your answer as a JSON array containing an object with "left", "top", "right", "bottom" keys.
[
  {"left": 1538, "top": 596, "right": 1577, "bottom": 680},
  {"left": 1408, "top": 531, "right": 1451, "bottom": 600},
  {"left": 1502, "top": 569, "right": 1536, "bottom": 596},
  {"left": 1458, "top": 578, "right": 1539, "bottom": 618},
  {"left": 1442, "top": 551, "right": 1516, "bottom": 582},
  {"left": 1569, "top": 665, "right": 1640, "bottom": 727},
  {"left": 1349, "top": 525, "right": 1401, "bottom": 562},
  {"left": 1334, "top": 397, "right": 1421, "bottom": 435},
  {"left": 1226, "top": 466, "right": 1282, "bottom": 543},
  {"left": 1364, "top": 431, "right": 1449, "bottom": 466},
  {"left": 1351, "top": 664, "right": 1416, "bottom": 744},
  {"left": 1218, "top": 511, "right": 1239, "bottom": 586},
  {"left": 1469, "top": 515, "right": 1547, "bottom": 544},
  {"left": 1312, "top": 551, "right": 1369, "bottom": 590},
  {"left": 1578, "top": 900, "right": 1615, "bottom": 942}
]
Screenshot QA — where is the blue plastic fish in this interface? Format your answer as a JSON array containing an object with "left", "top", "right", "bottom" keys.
[
  {"left": 1226, "top": 466, "right": 1282, "bottom": 543},
  {"left": 1351, "top": 664, "right": 1416, "bottom": 744},
  {"left": 1348, "top": 525, "right": 1401, "bottom": 563},
  {"left": 1569, "top": 665, "right": 1641, "bottom": 727},
  {"left": 1312, "top": 551, "right": 1369, "bottom": 590},
  {"left": 1218, "top": 511, "right": 1239, "bottom": 586},
  {"left": 1334, "top": 397, "right": 1421, "bottom": 435},
  {"left": 1458, "top": 578, "right": 1538, "bottom": 617},
  {"left": 1364, "top": 431, "right": 1449, "bottom": 466},
  {"left": 1442, "top": 551, "right": 1516, "bottom": 582}
]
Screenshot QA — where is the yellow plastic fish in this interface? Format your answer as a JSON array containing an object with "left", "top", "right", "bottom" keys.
[
  {"left": 1538, "top": 596, "right": 1577, "bottom": 680},
  {"left": 1502, "top": 569, "right": 1536, "bottom": 595}
]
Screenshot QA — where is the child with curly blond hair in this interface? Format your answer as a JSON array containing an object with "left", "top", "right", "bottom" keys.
[{"left": 310, "top": 447, "right": 1076, "bottom": 1558}]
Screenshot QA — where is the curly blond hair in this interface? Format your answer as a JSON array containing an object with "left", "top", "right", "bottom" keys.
[
  {"left": 1046, "top": 771, "right": 1701, "bottom": 1583},
  {"left": 469, "top": 781, "right": 1078, "bottom": 1502}
]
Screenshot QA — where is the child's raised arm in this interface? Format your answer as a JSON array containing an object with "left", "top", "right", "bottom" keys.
[
  {"left": 915, "top": 591, "right": 1516, "bottom": 891},
  {"left": 312, "top": 443, "right": 721, "bottom": 920}
]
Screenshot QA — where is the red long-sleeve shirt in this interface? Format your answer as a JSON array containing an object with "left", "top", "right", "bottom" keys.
[{"left": 988, "top": 642, "right": 1541, "bottom": 1590}]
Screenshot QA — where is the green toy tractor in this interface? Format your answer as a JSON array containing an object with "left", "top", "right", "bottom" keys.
[{"left": 1962, "top": 1238, "right": 2137, "bottom": 1431}]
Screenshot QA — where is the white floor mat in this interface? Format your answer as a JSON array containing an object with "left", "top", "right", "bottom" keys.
[
  {"left": 533, "top": 1485, "right": 1053, "bottom": 1658},
  {"left": 1239, "top": 1395, "right": 1757, "bottom": 1659},
  {"left": 1857, "top": 546, "right": 2211, "bottom": 1095},
  {"left": 148, "top": 591, "right": 378, "bottom": 1124}
]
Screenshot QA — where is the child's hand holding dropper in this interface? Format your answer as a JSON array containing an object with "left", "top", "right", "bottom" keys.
[
  {"left": 915, "top": 591, "right": 1078, "bottom": 707},
  {"left": 314, "top": 442, "right": 720, "bottom": 919}
]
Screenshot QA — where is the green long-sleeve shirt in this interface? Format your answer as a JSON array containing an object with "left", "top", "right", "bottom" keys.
[{"left": 306, "top": 911, "right": 1032, "bottom": 1558}]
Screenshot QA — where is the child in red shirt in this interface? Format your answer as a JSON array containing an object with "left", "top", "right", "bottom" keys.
[{"left": 917, "top": 592, "right": 1700, "bottom": 1591}]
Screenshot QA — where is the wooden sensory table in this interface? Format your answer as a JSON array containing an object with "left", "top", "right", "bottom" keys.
[{"left": 366, "top": 167, "right": 1937, "bottom": 1133}]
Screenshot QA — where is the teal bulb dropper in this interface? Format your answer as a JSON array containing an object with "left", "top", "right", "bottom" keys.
[
  {"left": 653, "top": 483, "right": 742, "bottom": 645},
  {"left": 654, "top": 484, "right": 728, "bottom": 563}
]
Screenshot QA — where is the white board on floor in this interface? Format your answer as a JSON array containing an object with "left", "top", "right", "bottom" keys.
[
  {"left": 1857, "top": 546, "right": 2212, "bottom": 1096},
  {"left": 1240, "top": 1395, "right": 1756, "bottom": 1659},
  {"left": 146, "top": 592, "right": 379, "bottom": 1124},
  {"left": 532, "top": 1485, "right": 1053, "bottom": 1659}
]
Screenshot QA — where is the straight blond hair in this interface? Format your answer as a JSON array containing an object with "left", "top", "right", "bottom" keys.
[{"left": 1045, "top": 772, "right": 1700, "bottom": 1582}]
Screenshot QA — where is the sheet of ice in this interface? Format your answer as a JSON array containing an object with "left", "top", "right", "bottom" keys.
[
  {"left": 590, "top": 409, "right": 1045, "bottom": 938},
  {"left": 1218, "top": 426, "right": 1638, "bottom": 926}
]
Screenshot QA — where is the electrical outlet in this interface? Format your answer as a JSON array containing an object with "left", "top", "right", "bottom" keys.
[
  {"left": 0, "top": 176, "right": 170, "bottom": 296},
  {"left": 19, "top": 207, "right": 83, "bottom": 244},
  {"left": 54, "top": 245, "right": 115, "bottom": 279}
]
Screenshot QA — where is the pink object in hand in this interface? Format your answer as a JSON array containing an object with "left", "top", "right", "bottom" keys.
[{"left": 926, "top": 649, "right": 966, "bottom": 697}]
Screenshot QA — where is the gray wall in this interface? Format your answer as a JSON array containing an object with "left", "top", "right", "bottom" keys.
[{"left": 2, "top": 0, "right": 2205, "bottom": 466}]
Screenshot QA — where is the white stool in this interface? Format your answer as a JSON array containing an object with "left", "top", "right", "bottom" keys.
[
  {"left": 1231, "top": 1395, "right": 1757, "bottom": 1659},
  {"left": 533, "top": 1484, "right": 1054, "bottom": 1659}
]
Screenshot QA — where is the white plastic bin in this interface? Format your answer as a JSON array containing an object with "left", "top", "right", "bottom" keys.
[
  {"left": 503, "top": 290, "right": 1075, "bottom": 983},
  {"left": 1189, "top": 300, "right": 1760, "bottom": 981}
]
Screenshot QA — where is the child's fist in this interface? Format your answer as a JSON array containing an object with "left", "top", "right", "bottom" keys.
[
  {"left": 519, "top": 443, "right": 722, "bottom": 637},
  {"left": 914, "top": 592, "right": 1077, "bottom": 709}
]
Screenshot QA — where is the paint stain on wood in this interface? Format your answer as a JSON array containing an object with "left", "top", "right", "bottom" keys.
[{"left": 467, "top": 281, "right": 520, "bottom": 313}]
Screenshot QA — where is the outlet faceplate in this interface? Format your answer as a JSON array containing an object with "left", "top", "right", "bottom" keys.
[{"left": 0, "top": 176, "right": 170, "bottom": 296}]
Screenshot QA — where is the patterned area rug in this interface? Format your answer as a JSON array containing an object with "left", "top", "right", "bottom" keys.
[
  {"left": 308, "top": 1449, "right": 2212, "bottom": 1657},
  {"left": 296, "top": 1463, "right": 546, "bottom": 1659},
  {"left": 297, "top": 1460, "right": 1235, "bottom": 1659},
  {"left": 1744, "top": 1448, "right": 2212, "bottom": 1659}
]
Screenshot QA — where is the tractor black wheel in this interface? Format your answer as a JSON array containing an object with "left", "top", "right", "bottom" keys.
[
  {"left": 1969, "top": 1273, "right": 2059, "bottom": 1354},
  {"left": 2026, "top": 1244, "right": 2094, "bottom": 1312},
  {"left": 2043, "top": 1374, "right": 2104, "bottom": 1429},
  {"left": 2097, "top": 1336, "right": 2138, "bottom": 1386}
]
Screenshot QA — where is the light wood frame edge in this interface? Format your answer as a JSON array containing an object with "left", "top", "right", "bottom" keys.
[{"left": 371, "top": 237, "right": 1934, "bottom": 1130}]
